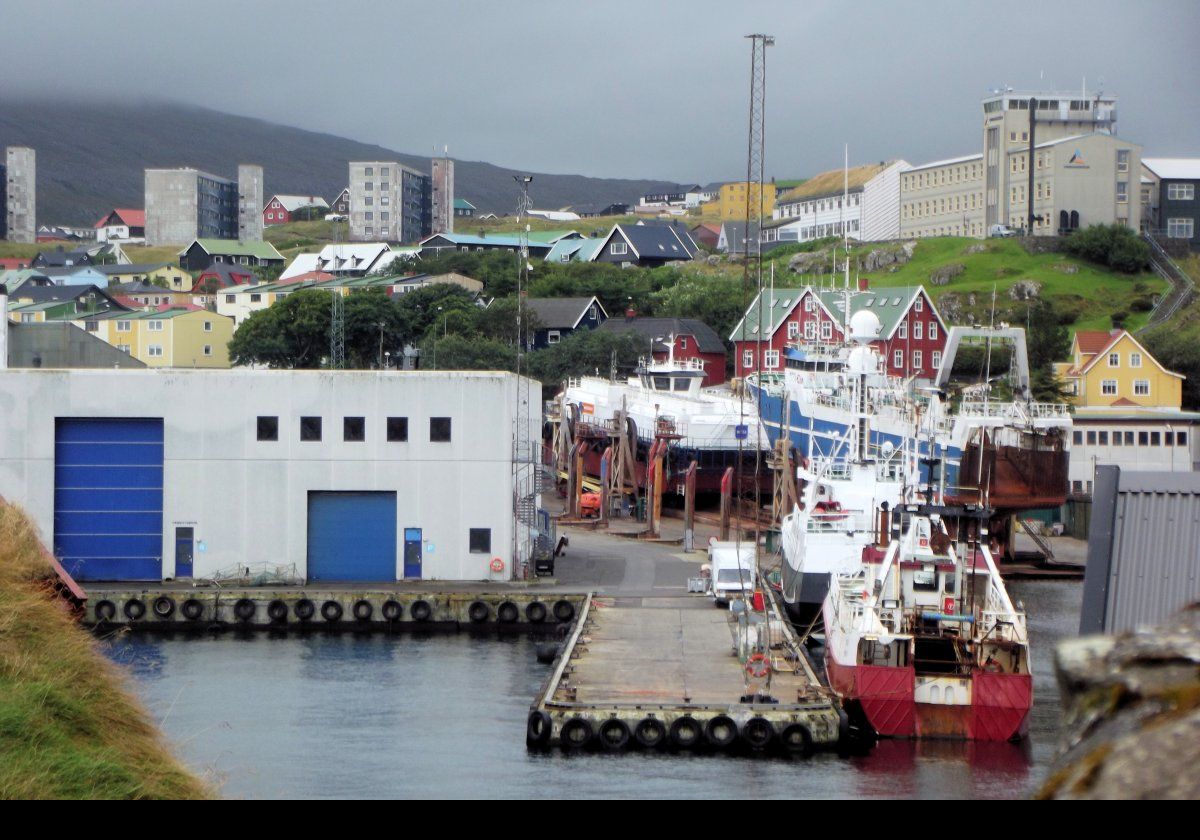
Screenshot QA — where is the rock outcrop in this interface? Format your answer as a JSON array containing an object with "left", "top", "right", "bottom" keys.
[
  {"left": 1008, "top": 279, "right": 1042, "bottom": 301},
  {"left": 1039, "top": 604, "right": 1200, "bottom": 800},
  {"left": 929, "top": 263, "right": 965, "bottom": 286}
]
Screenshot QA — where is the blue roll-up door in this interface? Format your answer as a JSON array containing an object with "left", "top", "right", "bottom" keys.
[
  {"left": 54, "top": 418, "right": 165, "bottom": 581},
  {"left": 307, "top": 492, "right": 398, "bottom": 582}
]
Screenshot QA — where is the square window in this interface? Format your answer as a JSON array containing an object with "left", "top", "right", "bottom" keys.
[
  {"left": 430, "top": 417, "right": 452, "bottom": 442},
  {"left": 387, "top": 417, "right": 409, "bottom": 442},
  {"left": 1177, "top": 431, "right": 1188, "bottom": 446},
  {"left": 257, "top": 416, "right": 278, "bottom": 441},
  {"left": 1098, "top": 431, "right": 1109, "bottom": 445},
  {"left": 1087, "top": 431, "right": 1097, "bottom": 445},
  {"left": 1072, "top": 430, "right": 1083, "bottom": 445},
  {"left": 1138, "top": 431, "right": 1149, "bottom": 446},
  {"left": 469, "top": 528, "right": 491, "bottom": 553},
  {"left": 203, "top": 321, "right": 213, "bottom": 332},
  {"left": 1124, "top": 431, "right": 1135, "bottom": 445},
  {"left": 344, "top": 416, "right": 365, "bottom": 442},
  {"left": 203, "top": 345, "right": 212, "bottom": 356},
  {"left": 1151, "top": 431, "right": 1161, "bottom": 446},
  {"left": 300, "top": 416, "right": 322, "bottom": 441}
]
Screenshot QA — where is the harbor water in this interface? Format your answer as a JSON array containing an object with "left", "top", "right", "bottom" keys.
[{"left": 105, "top": 579, "right": 1080, "bottom": 799}]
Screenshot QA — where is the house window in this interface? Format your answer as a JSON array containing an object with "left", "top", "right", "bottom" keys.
[
  {"left": 1124, "top": 431, "right": 1135, "bottom": 446},
  {"left": 764, "top": 350, "right": 780, "bottom": 369},
  {"left": 250, "top": 294, "right": 262, "bottom": 303},
  {"left": 1178, "top": 431, "right": 1189, "bottom": 446},
  {"left": 1167, "top": 183, "right": 1195, "bottom": 201},
  {"left": 1150, "top": 431, "right": 1161, "bottom": 446},
  {"left": 203, "top": 345, "right": 212, "bottom": 356},
  {"left": 1113, "top": 431, "right": 1123, "bottom": 446},
  {"left": 893, "top": 350, "right": 904, "bottom": 368},
  {"left": 1116, "top": 149, "right": 1130, "bottom": 173},
  {"left": 913, "top": 350, "right": 923, "bottom": 369},
  {"left": 1116, "top": 181, "right": 1128, "bottom": 204},
  {"left": 743, "top": 349, "right": 754, "bottom": 368},
  {"left": 679, "top": 337, "right": 687, "bottom": 350},
  {"left": 898, "top": 322, "right": 907, "bottom": 340},
  {"left": 1138, "top": 431, "right": 1149, "bottom": 445},
  {"left": 804, "top": 297, "right": 815, "bottom": 312},
  {"left": 148, "top": 345, "right": 163, "bottom": 357},
  {"left": 931, "top": 351, "right": 942, "bottom": 370},
  {"left": 148, "top": 320, "right": 164, "bottom": 331},
  {"left": 804, "top": 321, "right": 817, "bottom": 340},
  {"left": 257, "top": 416, "right": 278, "bottom": 441},
  {"left": 225, "top": 295, "right": 235, "bottom": 304},
  {"left": 1130, "top": 352, "right": 1142, "bottom": 368},
  {"left": 116, "top": 321, "right": 131, "bottom": 332},
  {"left": 1134, "top": 380, "right": 1150, "bottom": 396},
  {"left": 387, "top": 417, "right": 409, "bottom": 442},
  {"left": 929, "top": 322, "right": 938, "bottom": 341},
  {"left": 820, "top": 321, "right": 832, "bottom": 340},
  {"left": 344, "top": 417, "right": 366, "bottom": 442},
  {"left": 117, "top": 344, "right": 131, "bottom": 354},
  {"left": 787, "top": 321, "right": 799, "bottom": 339},
  {"left": 300, "top": 416, "right": 322, "bottom": 441},
  {"left": 1072, "top": 430, "right": 1083, "bottom": 446},
  {"left": 1167, "top": 218, "right": 1195, "bottom": 239},
  {"left": 547, "top": 330, "right": 561, "bottom": 345},
  {"left": 913, "top": 321, "right": 922, "bottom": 340},
  {"left": 1098, "top": 431, "right": 1109, "bottom": 445},
  {"left": 430, "top": 417, "right": 452, "bottom": 442},
  {"left": 914, "top": 297, "right": 923, "bottom": 312},
  {"left": 1108, "top": 353, "right": 1120, "bottom": 367},
  {"left": 610, "top": 242, "right": 628, "bottom": 256},
  {"left": 469, "top": 528, "right": 492, "bottom": 553},
  {"left": 1101, "top": 380, "right": 1118, "bottom": 395},
  {"left": 203, "top": 321, "right": 212, "bottom": 332},
  {"left": 1087, "top": 431, "right": 1097, "bottom": 445}
]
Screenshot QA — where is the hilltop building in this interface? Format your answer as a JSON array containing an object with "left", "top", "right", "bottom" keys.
[
  {"left": 94, "top": 209, "right": 146, "bottom": 244},
  {"left": 145, "top": 165, "right": 266, "bottom": 245},
  {"left": 264, "top": 195, "right": 330, "bottom": 226},
  {"left": 1141, "top": 158, "right": 1199, "bottom": 249},
  {"left": 900, "top": 90, "right": 1140, "bottom": 238},
  {"left": 716, "top": 181, "right": 776, "bottom": 221},
  {"left": 765, "top": 161, "right": 909, "bottom": 245},
  {"left": 348, "top": 161, "right": 431, "bottom": 244},
  {"left": 4, "top": 146, "right": 36, "bottom": 244},
  {"left": 431, "top": 156, "right": 454, "bottom": 235}
]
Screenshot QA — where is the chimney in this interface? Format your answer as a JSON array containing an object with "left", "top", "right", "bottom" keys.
[
  {"left": 0, "top": 283, "right": 8, "bottom": 370},
  {"left": 858, "top": 277, "right": 869, "bottom": 292}
]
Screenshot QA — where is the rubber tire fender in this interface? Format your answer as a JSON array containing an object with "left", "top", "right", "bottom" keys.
[
  {"left": 123, "top": 599, "right": 146, "bottom": 621},
  {"left": 705, "top": 714, "right": 738, "bottom": 748},
  {"left": 267, "top": 599, "right": 289, "bottom": 623},
  {"left": 94, "top": 599, "right": 117, "bottom": 622},
  {"left": 410, "top": 599, "right": 432, "bottom": 623},
  {"left": 634, "top": 717, "right": 667, "bottom": 749},
  {"left": 233, "top": 598, "right": 256, "bottom": 622},
  {"left": 320, "top": 600, "right": 344, "bottom": 623},
  {"left": 560, "top": 717, "right": 594, "bottom": 750},
  {"left": 669, "top": 716, "right": 702, "bottom": 749},
  {"left": 181, "top": 599, "right": 204, "bottom": 621},
  {"left": 467, "top": 600, "right": 490, "bottom": 624},
  {"left": 526, "top": 710, "right": 553, "bottom": 747},
  {"left": 552, "top": 599, "right": 576, "bottom": 623},
  {"left": 353, "top": 600, "right": 374, "bottom": 622},
  {"left": 525, "top": 601, "right": 548, "bottom": 624},
  {"left": 597, "top": 718, "right": 631, "bottom": 751},
  {"left": 152, "top": 596, "right": 175, "bottom": 619},
  {"left": 294, "top": 598, "right": 315, "bottom": 621},
  {"left": 497, "top": 601, "right": 520, "bottom": 624},
  {"left": 780, "top": 723, "right": 813, "bottom": 756},
  {"left": 742, "top": 716, "right": 775, "bottom": 750},
  {"left": 381, "top": 599, "right": 403, "bottom": 622}
]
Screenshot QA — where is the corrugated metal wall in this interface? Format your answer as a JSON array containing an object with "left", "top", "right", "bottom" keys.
[{"left": 1081, "top": 467, "right": 1200, "bottom": 633}]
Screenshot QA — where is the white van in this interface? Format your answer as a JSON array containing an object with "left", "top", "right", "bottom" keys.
[
  {"left": 707, "top": 541, "right": 757, "bottom": 605},
  {"left": 988, "top": 224, "right": 1018, "bottom": 238}
]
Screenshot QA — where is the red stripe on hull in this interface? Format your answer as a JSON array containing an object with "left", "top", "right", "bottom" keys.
[{"left": 826, "top": 659, "right": 1032, "bottom": 742}]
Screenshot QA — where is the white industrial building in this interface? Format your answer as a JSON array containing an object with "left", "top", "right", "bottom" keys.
[
  {"left": 0, "top": 366, "right": 541, "bottom": 584},
  {"left": 763, "top": 160, "right": 909, "bottom": 245}
]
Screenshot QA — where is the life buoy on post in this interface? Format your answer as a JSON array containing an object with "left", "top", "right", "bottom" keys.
[
  {"left": 489, "top": 557, "right": 505, "bottom": 574},
  {"left": 745, "top": 652, "right": 771, "bottom": 679},
  {"left": 943, "top": 596, "right": 956, "bottom": 615}
]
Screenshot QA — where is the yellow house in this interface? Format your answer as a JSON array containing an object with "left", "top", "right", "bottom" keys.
[
  {"left": 1055, "top": 330, "right": 1183, "bottom": 409},
  {"left": 79, "top": 307, "right": 234, "bottom": 368},
  {"left": 98, "top": 263, "right": 193, "bottom": 291},
  {"left": 717, "top": 181, "right": 776, "bottom": 220}
]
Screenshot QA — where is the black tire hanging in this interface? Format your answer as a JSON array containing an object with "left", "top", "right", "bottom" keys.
[
  {"left": 320, "top": 600, "right": 343, "bottom": 623},
  {"left": 742, "top": 717, "right": 775, "bottom": 750},
  {"left": 669, "top": 716, "right": 701, "bottom": 749},
  {"left": 634, "top": 717, "right": 666, "bottom": 749},
  {"left": 381, "top": 599, "right": 403, "bottom": 622},
  {"left": 526, "top": 710, "right": 553, "bottom": 747},
  {"left": 467, "top": 601, "right": 490, "bottom": 624},
  {"left": 552, "top": 599, "right": 575, "bottom": 623},
  {"left": 497, "top": 601, "right": 519, "bottom": 624},
  {"left": 123, "top": 599, "right": 146, "bottom": 621},
  {"left": 525, "top": 601, "right": 548, "bottom": 623},
  {"left": 94, "top": 600, "right": 117, "bottom": 622},
  {"left": 294, "top": 598, "right": 315, "bottom": 621},
  {"left": 410, "top": 599, "right": 432, "bottom": 622},
  {"left": 780, "top": 723, "right": 813, "bottom": 756},
  {"left": 233, "top": 598, "right": 256, "bottom": 622},
  {"left": 704, "top": 715, "right": 737, "bottom": 748},
  {"left": 267, "top": 599, "right": 289, "bottom": 624},
  {"left": 181, "top": 598, "right": 204, "bottom": 621},
  {"left": 352, "top": 600, "right": 374, "bottom": 622},
  {"left": 152, "top": 596, "right": 175, "bottom": 619},
  {"left": 597, "top": 718, "right": 631, "bottom": 752},
  {"left": 560, "top": 717, "right": 594, "bottom": 750}
]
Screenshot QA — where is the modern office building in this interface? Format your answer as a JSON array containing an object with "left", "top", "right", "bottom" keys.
[{"left": 348, "top": 161, "right": 432, "bottom": 244}]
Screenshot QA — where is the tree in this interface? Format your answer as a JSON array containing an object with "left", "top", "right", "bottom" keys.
[
  {"left": 343, "top": 289, "right": 406, "bottom": 368},
  {"left": 1062, "top": 224, "right": 1150, "bottom": 273},
  {"left": 422, "top": 334, "right": 516, "bottom": 371},
  {"left": 228, "top": 289, "right": 332, "bottom": 368},
  {"left": 475, "top": 297, "right": 541, "bottom": 346},
  {"left": 1142, "top": 329, "right": 1200, "bottom": 409},
  {"left": 1025, "top": 300, "right": 1071, "bottom": 402},
  {"left": 652, "top": 273, "right": 744, "bottom": 347},
  {"left": 525, "top": 329, "right": 643, "bottom": 395}
]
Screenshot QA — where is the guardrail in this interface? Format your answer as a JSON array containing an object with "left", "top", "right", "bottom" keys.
[{"left": 1138, "top": 233, "right": 1195, "bottom": 332}]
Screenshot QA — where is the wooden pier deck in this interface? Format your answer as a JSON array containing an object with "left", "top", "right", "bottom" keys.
[{"left": 527, "top": 592, "right": 844, "bottom": 754}]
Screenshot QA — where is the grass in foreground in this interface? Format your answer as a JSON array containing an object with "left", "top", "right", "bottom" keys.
[{"left": 0, "top": 502, "right": 212, "bottom": 800}]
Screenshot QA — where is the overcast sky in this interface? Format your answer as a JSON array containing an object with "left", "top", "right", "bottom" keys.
[{"left": 6, "top": 0, "right": 1198, "bottom": 182}]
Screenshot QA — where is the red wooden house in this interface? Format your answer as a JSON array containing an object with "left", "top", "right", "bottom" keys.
[{"left": 598, "top": 314, "right": 728, "bottom": 386}]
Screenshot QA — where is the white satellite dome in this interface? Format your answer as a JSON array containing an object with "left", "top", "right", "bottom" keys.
[
  {"left": 847, "top": 346, "right": 877, "bottom": 375},
  {"left": 849, "top": 309, "right": 882, "bottom": 344}
]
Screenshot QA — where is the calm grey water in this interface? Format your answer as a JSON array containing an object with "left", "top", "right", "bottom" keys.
[{"left": 105, "top": 580, "right": 1081, "bottom": 799}]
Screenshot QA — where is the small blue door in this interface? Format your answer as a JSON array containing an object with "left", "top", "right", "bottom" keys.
[
  {"left": 404, "top": 528, "right": 422, "bottom": 579},
  {"left": 175, "top": 527, "right": 194, "bottom": 578},
  {"left": 308, "top": 492, "right": 397, "bottom": 582}
]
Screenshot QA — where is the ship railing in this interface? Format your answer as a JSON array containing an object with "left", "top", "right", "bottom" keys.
[
  {"left": 979, "top": 609, "right": 1028, "bottom": 645},
  {"left": 639, "top": 355, "right": 706, "bottom": 372},
  {"left": 958, "top": 401, "right": 1072, "bottom": 422},
  {"left": 805, "top": 510, "right": 873, "bottom": 534}
]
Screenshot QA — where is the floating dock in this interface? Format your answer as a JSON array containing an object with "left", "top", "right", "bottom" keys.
[
  {"left": 527, "top": 592, "right": 845, "bottom": 754},
  {"left": 83, "top": 585, "right": 587, "bottom": 631}
]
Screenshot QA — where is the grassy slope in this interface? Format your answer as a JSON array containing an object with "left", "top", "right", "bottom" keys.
[
  {"left": 814, "top": 237, "right": 1163, "bottom": 334},
  {"left": 0, "top": 502, "right": 211, "bottom": 800}
]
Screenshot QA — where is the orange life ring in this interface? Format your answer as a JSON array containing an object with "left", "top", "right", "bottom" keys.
[
  {"left": 490, "top": 557, "right": 505, "bottom": 573},
  {"left": 745, "top": 652, "right": 770, "bottom": 679}
]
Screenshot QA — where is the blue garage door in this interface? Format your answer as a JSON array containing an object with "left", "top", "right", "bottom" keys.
[
  {"left": 54, "top": 418, "right": 165, "bottom": 581},
  {"left": 308, "top": 492, "right": 398, "bottom": 582}
]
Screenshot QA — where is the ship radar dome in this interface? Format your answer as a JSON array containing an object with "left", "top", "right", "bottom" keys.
[{"left": 849, "top": 310, "right": 882, "bottom": 344}]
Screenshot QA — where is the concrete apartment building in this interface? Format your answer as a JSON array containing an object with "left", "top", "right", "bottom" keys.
[
  {"left": 144, "top": 166, "right": 265, "bottom": 246},
  {"left": 237, "top": 164, "right": 264, "bottom": 243},
  {"left": 348, "top": 161, "right": 432, "bottom": 244},
  {"left": 4, "top": 146, "right": 36, "bottom": 243},
  {"left": 901, "top": 90, "right": 1139, "bottom": 238},
  {"left": 764, "top": 160, "right": 909, "bottom": 244},
  {"left": 431, "top": 156, "right": 454, "bottom": 235}
]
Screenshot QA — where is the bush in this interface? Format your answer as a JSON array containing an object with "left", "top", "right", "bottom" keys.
[{"left": 1062, "top": 224, "right": 1149, "bottom": 273}]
